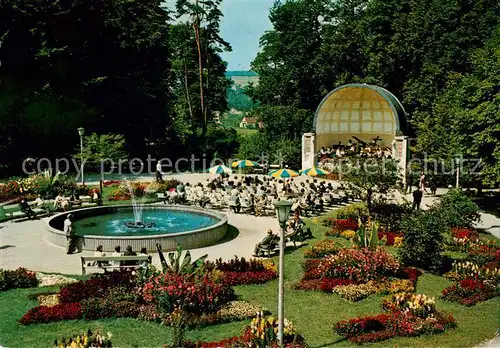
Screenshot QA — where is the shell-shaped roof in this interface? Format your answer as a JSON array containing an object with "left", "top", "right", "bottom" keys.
[{"left": 313, "top": 84, "right": 408, "bottom": 136}]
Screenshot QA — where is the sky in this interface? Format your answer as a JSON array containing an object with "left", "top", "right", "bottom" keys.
[
  {"left": 165, "top": 0, "right": 275, "bottom": 71},
  {"left": 219, "top": 0, "right": 275, "bottom": 71}
]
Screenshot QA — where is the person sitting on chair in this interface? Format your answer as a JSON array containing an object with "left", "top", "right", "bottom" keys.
[
  {"left": 123, "top": 245, "right": 138, "bottom": 266},
  {"left": 19, "top": 198, "right": 36, "bottom": 220},
  {"left": 253, "top": 229, "right": 278, "bottom": 257}
]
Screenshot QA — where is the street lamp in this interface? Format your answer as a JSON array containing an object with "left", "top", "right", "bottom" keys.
[
  {"left": 273, "top": 199, "right": 292, "bottom": 347},
  {"left": 77, "top": 127, "right": 85, "bottom": 185},
  {"left": 455, "top": 158, "right": 460, "bottom": 189}
]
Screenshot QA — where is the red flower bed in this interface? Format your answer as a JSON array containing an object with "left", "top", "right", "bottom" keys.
[
  {"left": 451, "top": 227, "right": 479, "bottom": 241},
  {"left": 334, "top": 313, "right": 393, "bottom": 337},
  {"left": 441, "top": 278, "right": 499, "bottom": 306},
  {"left": 204, "top": 257, "right": 278, "bottom": 286},
  {"left": 334, "top": 294, "right": 456, "bottom": 343},
  {"left": 467, "top": 244, "right": 500, "bottom": 266},
  {"left": 318, "top": 248, "right": 400, "bottom": 283},
  {"left": 103, "top": 180, "right": 122, "bottom": 187},
  {"left": 378, "top": 231, "right": 403, "bottom": 246},
  {"left": 294, "top": 278, "right": 355, "bottom": 292},
  {"left": 302, "top": 259, "right": 324, "bottom": 280},
  {"left": 108, "top": 194, "right": 131, "bottom": 201},
  {"left": 20, "top": 303, "right": 82, "bottom": 325},
  {"left": 59, "top": 271, "right": 136, "bottom": 303},
  {"left": 142, "top": 272, "right": 234, "bottom": 314},
  {"left": 222, "top": 270, "right": 277, "bottom": 286}
]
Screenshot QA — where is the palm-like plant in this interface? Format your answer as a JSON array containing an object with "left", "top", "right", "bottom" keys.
[
  {"left": 353, "top": 218, "right": 379, "bottom": 249},
  {"left": 159, "top": 244, "right": 207, "bottom": 274}
]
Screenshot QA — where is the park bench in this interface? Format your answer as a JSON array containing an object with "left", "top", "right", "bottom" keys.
[
  {"left": 254, "top": 236, "right": 280, "bottom": 257},
  {"left": 157, "top": 192, "right": 168, "bottom": 204},
  {"left": 81, "top": 255, "right": 152, "bottom": 275}
]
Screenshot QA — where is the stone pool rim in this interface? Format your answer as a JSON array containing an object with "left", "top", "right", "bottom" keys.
[{"left": 45, "top": 204, "right": 228, "bottom": 252}]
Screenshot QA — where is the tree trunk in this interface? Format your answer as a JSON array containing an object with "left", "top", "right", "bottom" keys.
[
  {"left": 366, "top": 188, "right": 373, "bottom": 216},
  {"left": 193, "top": 8, "right": 205, "bottom": 137},
  {"left": 183, "top": 61, "right": 194, "bottom": 120}
]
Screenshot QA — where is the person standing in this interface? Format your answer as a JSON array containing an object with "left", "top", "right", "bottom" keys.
[
  {"left": 156, "top": 160, "right": 164, "bottom": 183},
  {"left": 64, "top": 214, "right": 79, "bottom": 254},
  {"left": 412, "top": 188, "right": 423, "bottom": 210},
  {"left": 419, "top": 171, "right": 427, "bottom": 194}
]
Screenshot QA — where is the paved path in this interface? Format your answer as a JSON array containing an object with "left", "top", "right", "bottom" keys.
[{"left": 0, "top": 210, "right": 280, "bottom": 274}]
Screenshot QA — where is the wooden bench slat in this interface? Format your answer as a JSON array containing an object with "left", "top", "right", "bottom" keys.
[{"left": 81, "top": 256, "right": 151, "bottom": 261}]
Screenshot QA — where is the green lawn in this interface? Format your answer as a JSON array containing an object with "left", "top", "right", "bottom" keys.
[
  {"left": 0, "top": 217, "right": 499, "bottom": 347},
  {"left": 236, "top": 127, "right": 258, "bottom": 137}
]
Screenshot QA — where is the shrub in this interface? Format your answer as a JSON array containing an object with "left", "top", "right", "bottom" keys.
[
  {"left": 0, "top": 180, "right": 21, "bottom": 202},
  {"left": 434, "top": 189, "right": 481, "bottom": 228},
  {"left": 20, "top": 302, "right": 82, "bottom": 325},
  {"left": 398, "top": 210, "right": 446, "bottom": 272},
  {"left": 330, "top": 202, "right": 368, "bottom": 220},
  {"left": 0, "top": 268, "right": 39, "bottom": 291},
  {"left": 371, "top": 201, "right": 413, "bottom": 232},
  {"left": 113, "top": 300, "right": 140, "bottom": 318},
  {"left": 81, "top": 298, "right": 114, "bottom": 320}
]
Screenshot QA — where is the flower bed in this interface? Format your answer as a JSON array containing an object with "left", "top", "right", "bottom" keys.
[
  {"left": 334, "top": 293, "right": 456, "bottom": 343},
  {"left": 205, "top": 257, "right": 278, "bottom": 286},
  {"left": 142, "top": 272, "right": 234, "bottom": 315},
  {"left": 181, "top": 313, "right": 306, "bottom": 348},
  {"left": 441, "top": 278, "right": 500, "bottom": 306},
  {"left": 20, "top": 302, "right": 83, "bottom": 325},
  {"left": 325, "top": 218, "right": 359, "bottom": 236},
  {"left": 378, "top": 231, "right": 404, "bottom": 246},
  {"left": 303, "top": 239, "right": 339, "bottom": 258},
  {"left": 0, "top": 268, "right": 39, "bottom": 291},
  {"left": 318, "top": 248, "right": 400, "bottom": 283},
  {"left": 296, "top": 244, "right": 420, "bottom": 295},
  {"left": 54, "top": 329, "right": 112, "bottom": 348}
]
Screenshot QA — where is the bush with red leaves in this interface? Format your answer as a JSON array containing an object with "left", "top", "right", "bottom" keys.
[
  {"left": 222, "top": 270, "right": 277, "bottom": 286},
  {"left": 19, "top": 303, "right": 82, "bottom": 325},
  {"left": 59, "top": 271, "right": 136, "bottom": 303}
]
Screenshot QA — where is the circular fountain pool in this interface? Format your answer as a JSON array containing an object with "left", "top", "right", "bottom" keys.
[{"left": 45, "top": 205, "right": 228, "bottom": 252}]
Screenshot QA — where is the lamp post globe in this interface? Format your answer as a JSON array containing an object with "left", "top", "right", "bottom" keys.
[
  {"left": 273, "top": 199, "right": 292, "bottom": 347},
  {"left": 77, "top": 127, "right": 85, "bottom": 185}
]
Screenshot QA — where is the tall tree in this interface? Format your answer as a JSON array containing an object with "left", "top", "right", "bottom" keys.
[{"left": 175, "top": 0, "right": 231, "bottom": 138}]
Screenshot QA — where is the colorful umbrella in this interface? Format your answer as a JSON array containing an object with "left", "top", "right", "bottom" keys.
[
  {"left": 208, "top": 165, "right": 232, "bottom": 175},
  {"left": 269, "top": 169, "right": 299, "bottom": 178},
  {"left": 300, "top": 167, "right": 330, "bottom": 177},
  {"left": 231, "top": 160, "right": 260, "bottom": 169}
]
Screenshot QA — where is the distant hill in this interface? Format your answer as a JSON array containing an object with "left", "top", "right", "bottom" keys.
[
  {"left": 226, "top": 71, "right": 259, "bottom": 87},
  {"left": 225, "top": 71, "right": 258, "bottom": 77}
]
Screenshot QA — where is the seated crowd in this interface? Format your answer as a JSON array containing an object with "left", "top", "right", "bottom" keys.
[
  {"left": 90, "top": 245, "right": 149, "bottom": 269},
  {"left": 161, "top": 175, "right": 350, "bottom": 217}
]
